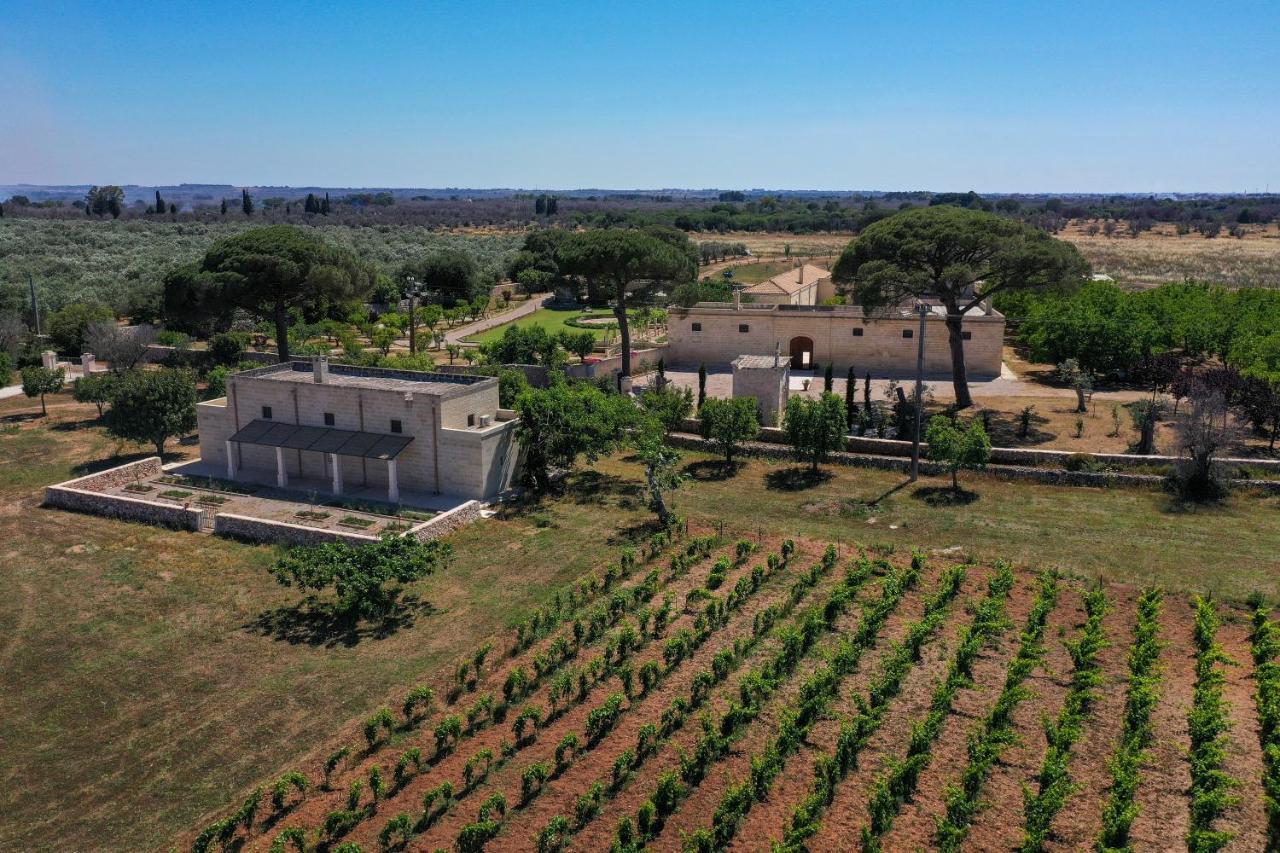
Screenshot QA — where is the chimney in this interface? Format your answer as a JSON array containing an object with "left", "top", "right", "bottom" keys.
[
  {"left": 312, "top": 355, "right": 329, "bottom": 384},
  {"left": 798, "top": 265, "right": 805, "bottom": 285}
]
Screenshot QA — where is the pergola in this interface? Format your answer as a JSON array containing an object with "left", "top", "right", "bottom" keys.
[{"left": 226, "top": 419, "right": 414, "bottom": 503}]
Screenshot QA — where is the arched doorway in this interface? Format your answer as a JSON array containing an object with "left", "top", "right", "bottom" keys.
[{"left": 789, "top": 336, "right": 814, "bottom": 370}]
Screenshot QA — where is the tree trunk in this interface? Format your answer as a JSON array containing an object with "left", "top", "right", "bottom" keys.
[
  {"left": 944, "top": 312, "right": 972, "bottom": 409},
  {"left": 1074, "top": 387, "right": 1087, "bottom": 413},
  {"left": 952, "top": 467, "right": 959, "bottom": 491},
  {"left": 646, "top": 464, "right": 670, "bottom": 526},
  {"left": 39, "top": 393, "right": 47, "bottom": 416},
  {"left": 274, "top": 303, "right": 291, "bottom": 363},
  {"left": 614, "top": 283, "right": 632, "bottom": 378},
  {"left": 155, "top": 438, "right": 166, "bottom": 457}
]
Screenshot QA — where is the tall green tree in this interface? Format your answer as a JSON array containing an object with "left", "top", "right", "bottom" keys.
[
  {"left": 555, "top": 229, "right": 696, "bottom": 377},
  {"left": 102, "top": 368, "right": 197, "bottom": 455},
  {"left": 166, "top": 225, "right": 372, "bottom": 361},
  {"left": 21, "top": 366, "right": 64, "bottom": 416},
  {"left": 925, "top": 415, "right": 992, "bottom": 491},
  {"left": 833, "top": 206, "right": 1089, "bottom": 407},
  {"left": 402, "top": 249, "right": 482, "bottom": 307},
  {"left": 241, "top": 188, "right": 254, "bottom": 216},
  {"left": 783, "top": 392, "right": 847, "bottom": 472},
  {"left": 513, "top": 381, "right": 637, "bottom": 491},
  {"left": 85, "top": 185, "right": 124, "bottom": 218},
  {"left": 698, "top": 396, "right": 759, "bottom": 466}
]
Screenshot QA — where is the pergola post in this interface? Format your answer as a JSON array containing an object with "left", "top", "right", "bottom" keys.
[
  {"left": 275, "top": 446, "right": 288, "bottom": 488},
  {"left": 225, "top": 440, "right": 237, "bottom": 480},
  {"left": 330, "top": 453, "right": 343, "bottom": 495},
  {"left": 387, "top": 458, "right": 399, "bottom": 504}
]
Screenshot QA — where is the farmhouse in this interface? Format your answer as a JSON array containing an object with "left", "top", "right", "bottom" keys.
[
  {"left": 196, "top": 358, "right": 521, "bottom": 503},
  {"left": 739, "top": 263, "right": 836, "bottom": 305},
  {"left": 666, "top": 297, "right": 1005, "bottom": 378}
]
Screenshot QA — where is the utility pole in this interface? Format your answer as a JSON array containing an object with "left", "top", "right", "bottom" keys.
[
  {"left": 29, "top": 274, "right": 41, "bottom": 336},
  {"left": 405, "top": 276, "right": 420, "bottom": 355},
  {"left": 909, "top": 301, "right": 929, "bottom": 482}
]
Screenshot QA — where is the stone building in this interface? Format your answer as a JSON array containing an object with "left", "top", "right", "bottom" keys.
[
  {"left": 197, "top": 358, "right": 521, "bottom": 503},
  {"left": 741, "top": 263, "right": 836, "bottom": 305},
  {"left": 731, "top": 354, "right": 790, "bottom": 427},
  {"left": 666, "top": 299, "right": 1004, "bottom": 379}
]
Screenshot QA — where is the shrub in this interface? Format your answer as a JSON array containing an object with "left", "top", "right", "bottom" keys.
[
  {"left": 270, "top": 771, "right": 308, "bottom": 812},
  {"left": 363, "top": 707, "right": 395, "bottom": 749},
  {"left": 324, "top": 746, "right": 351, "bottom": 789},
  {"left": 402, "top": 684, "right": 435, "bottom": 723}
]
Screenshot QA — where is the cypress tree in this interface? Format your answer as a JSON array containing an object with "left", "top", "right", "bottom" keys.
[
  {"left": 220, "top": 198, "right": 227, "bottom": 216},
  {"left": 321, "top": 192, "right": 330, "bottom": 215},
  {"left": 824, "top": 362, "right": 834, "bottom": 393},
  {"left": 168, "top": 202, "right": 177, "bottom": 215},
  {"left": 845, "top": 366, "right": 856, "bottom": 431},
  {"left": 241, "top": 189, "right": 254, "bottom": 216},
  {"left": 155, "top": 190, "right": 164, "bottom": 214},
  {"left": 863, "top": 372, "right": 872, "bottom": 413},
  {"left": 535, "top": 195, "right": 546, "bottom": 215},
  {"left": 697, "top": 363, "right": 707, "bottom": 411}
]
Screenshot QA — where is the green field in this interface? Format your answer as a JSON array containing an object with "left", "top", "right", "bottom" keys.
[
  {"left": 3, "top": 393, "right": 1280, "bottom": 850},
  {"left": 718, "top": 259, "right": 797, "bottom": 284},
  {"left": 465, "top": 305, "right": 618, "bottom": 344}
]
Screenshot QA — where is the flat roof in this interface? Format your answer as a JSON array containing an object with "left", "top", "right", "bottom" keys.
[
  {"left": 234, "top": 361, "right": 493, "bottom": 396},
  {"left": 228, "top": 419, "right": 413, "bottom": 460}
]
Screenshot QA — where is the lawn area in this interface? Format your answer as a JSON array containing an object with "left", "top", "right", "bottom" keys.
[
  {"left": 4, "top": 393, "right": 1279, "bottom": 850},
  {"left": 464, "top": 305, "right": 617, "bottom": 345},
  {"left": 0, "top": 394, "right": 652, "bottom": 852},
  {"left": 718, "top": 259, "right": 797, "bottom": 284}
]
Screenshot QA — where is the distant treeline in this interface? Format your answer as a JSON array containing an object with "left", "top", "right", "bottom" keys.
[{"left": 4, "top": 188, "right": 1276, "bottom": 235}]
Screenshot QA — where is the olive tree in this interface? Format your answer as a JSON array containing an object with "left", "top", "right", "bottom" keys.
[
  {"left": 513, "top": 380, "right": 638, "bottom": 491},
  {"left": 21, "top": 366, "right": 64, "bottom": 416},
  {"left": 924, "top": 415, "right": 991, "bottom": 492},
  {"left": 698, "top": 396, "right": 759, "bottom": 466}
]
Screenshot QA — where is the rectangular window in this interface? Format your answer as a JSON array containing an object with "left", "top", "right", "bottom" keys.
[
  {"left": 738, "top": 324, "right": 749, "bottom": 333},
  {"left": 691, "top": 322, "right": 702, "bottom": 332},
  {"left": 852, "top": 327, "right": 864, "bottom": 337},
  {"left": 262, "top": 405, "right": 273, "bottom": 419},
  {"left": 902, "top": 329, "right": 913, "bottom": 339},
  {"left": 962, "top": 331, "right": 972, "bottom": 341},
  {"left": 323, "top": 412, "right": 334, "bottom": 426},
  {"left": 390, "top": 419, "right": 402, "bottom": 434}
]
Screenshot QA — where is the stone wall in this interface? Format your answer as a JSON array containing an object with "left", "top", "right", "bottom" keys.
[
  {"left": 44, "top": 457, "right": 205, "bottom": 530},
  {"left": 667, "top": 432, "right": 1280, "bottom": 493},
  {"left": 407, "top": 500, "right": 483, "bottom": 542},
  {"left": 666, "top": 304, "right": 1003, "bottom": 378},
  {"left": 213, "top": 513, "right": 382, "bottom": 547},
  {"left": 565, "top": 344, "right": 669, "bottom": 380}
]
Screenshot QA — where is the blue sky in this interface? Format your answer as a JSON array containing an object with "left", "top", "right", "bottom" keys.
[{"left": 2, "top": 0, "right": 1277, "bottom": 191}]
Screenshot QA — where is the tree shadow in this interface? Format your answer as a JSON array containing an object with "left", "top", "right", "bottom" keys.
[
  {"left": 70, "top": 450, "right": 157, "bottom": 476},
  {"left": 0, "top": 412, "right": 44, "bottom": 425},
  {"left": 980, "top": 408, "right": 1057, "bottom": 447},
  {"left": 607, "top": 519, "right": 666, "bottom": 548},
  {"left": 682, "top": 459, "right": 741, "bottom": 481},
  {"left": 765, "top": 466, "right": 833, "bottom": 492},
  {"left": 910, "top": 485, "right": 979, "bottom": 507},
  {"left": 51, "top": 417, "right": 101, "bottom": 431},
  {"left": 869, "top": 478, "right": 914, "bottom": 506},
  {"left": 245, "top": 593, "right": 436, "bottom": 647},
  {"left": 564, "top": 469, "right": 642, "bottom": 504}
]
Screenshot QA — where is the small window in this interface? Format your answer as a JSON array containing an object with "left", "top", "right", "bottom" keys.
[
  {"left": 691, "top": 322, "right": 702, "bottom": 332},
  {"left": 262, "top": 405, "right": 273, "bottom": 419},
  {"left": 738, "top": 324, "right": 750, "bottom": 333},
  {"left": 323, "top": 412, "right": 334, "bottom": 426},
  {"left": 467, "top": 413, "right": 476, "bottom": 427},
  {"left": 902, "top": 329, "right": 913, "bottom": 339},
  {"left": 852, "top": 327, "right": 864, "bottom": 337},
  {"left": 390, "top": 419, "right": 402, "bottom": 434},
  {"left": 962, "top": 331, "right": 972, "bottom": 341}
]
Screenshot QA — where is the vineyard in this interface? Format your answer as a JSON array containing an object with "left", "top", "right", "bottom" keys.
[{"left": 189, "top": 529, "right": 1277, "bottom": 852}]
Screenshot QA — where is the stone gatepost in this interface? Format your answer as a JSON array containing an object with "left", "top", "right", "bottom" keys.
[
  {"left": 81, "top": 353, "right": 96, "bottom": 374},
  {"left": 42, "top": 350, "right": 58, "bottom": 370}
]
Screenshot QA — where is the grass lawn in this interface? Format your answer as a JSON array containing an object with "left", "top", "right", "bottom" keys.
[
  {"left": 464, "top": 305, "right": 617, "bottom": 345},
  {"left": 718, "top": 259, "right": 798, "bottom": 285},
  {"left": 4, "top": 393, "right": 1279, "bottom": 849},
  {"left": 0, "top": 394, "right": 651, "bottom": 852}
]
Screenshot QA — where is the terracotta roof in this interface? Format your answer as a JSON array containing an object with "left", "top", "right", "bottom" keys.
[{"left": 744, "top": 264, "right": 830, "bottom": 295}]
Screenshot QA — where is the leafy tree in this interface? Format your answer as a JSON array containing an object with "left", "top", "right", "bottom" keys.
[
  {"left": 555, "top": 229, "right": 696, "bottom": 377},
  {"left": 208, "top": 332, "right": 247, "bottom": 366},
  {"left": 834, "top": 206, "right": 1089, "bottom": 407},
  {"left": 925, "top": 415, "right": 991, "bottom": 491},
  {"left": 270, "top": 535, "right": 453, "bottom": 619},
  {"left": 560, "top": 329, "right": 596, "bottom": 363},
  {"left": 241, "top": 188, "right": 254, "bottom": 216},
  {"left": 1056, "top": 358, "right": 1093, "bottom": 413},
  {"left": 402, "top": 249, "right": 483, "bottom": 307},
  {"left": 513, "top": 381, "right": 638, "bottom": 491},
  {"left": 73, "top": 372, "right": 117, "bottom": 417},
  {"left": 85, "top": 185, "right": 124, "bottom": 218},
  {"left": 371, "top": 325, "right": 396, "bottom": 356},
  {"left": 21, "top": 366, "right": 64, "bottom": 415},
  {"left": 166, "top": 225, "right": 372, "bottom": 361},
  {"left": 84, "top": 321, "right": 156, "bottom": 371},
  {"left": 48, "top": 302, "right": 114, "bottom": 354},
  {"left": 102, "top": 368, "right": 197, "bottom": 455},
  {"left": 784, "top": 393, "right": 847, "bottom": 471},
  {"left": 634, "top": 419, "right": 684, "bottom": 526},
  {"left": 639, "top": 385, "right": 693, "bottom": 432},
  {"left": 482, "top": 324, "right": 565, "bottom": 367},
  {"left": 698, "top": 396, "right": 759, "bottom": 465}
]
